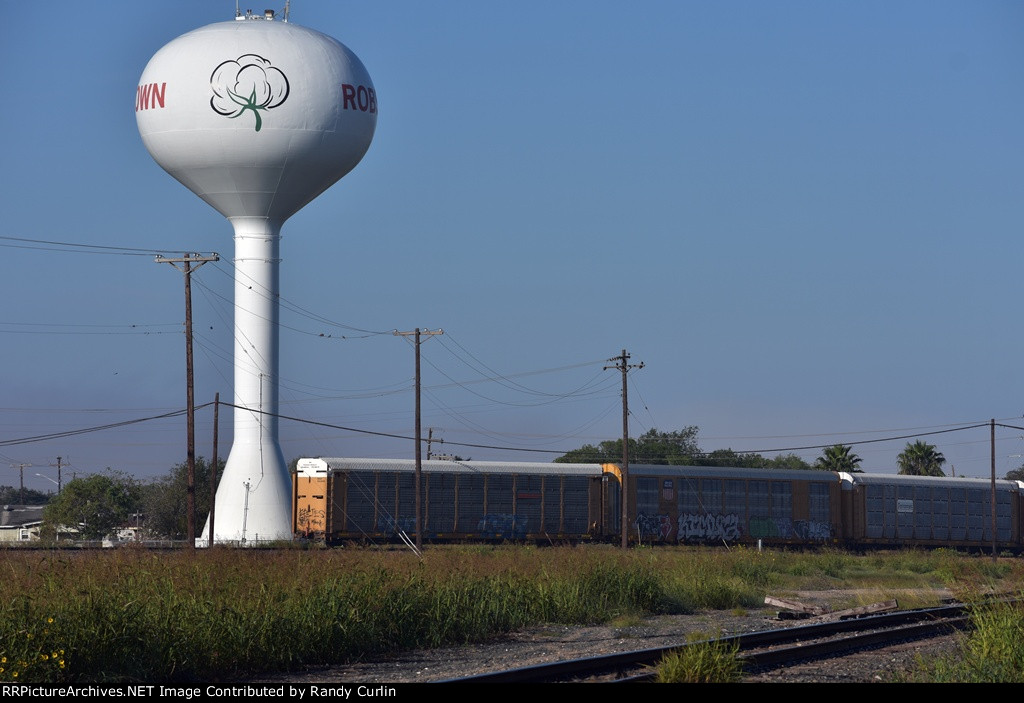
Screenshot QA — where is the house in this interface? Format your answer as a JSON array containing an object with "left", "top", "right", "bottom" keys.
[{"left": 0, "top": 504, "right": 46, "bottom": 542}]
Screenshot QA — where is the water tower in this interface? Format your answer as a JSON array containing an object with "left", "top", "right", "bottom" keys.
[{"left": 136, "top": 9, "right": 376, "bottom": 543}]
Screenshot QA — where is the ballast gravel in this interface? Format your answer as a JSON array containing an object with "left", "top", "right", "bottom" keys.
[{"left": 253, "top": 594, "right": 963, "bottom": 684}]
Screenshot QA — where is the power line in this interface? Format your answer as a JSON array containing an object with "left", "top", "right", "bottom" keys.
[
  {"left": 209, "top": 261, "right": 392, "bottom": 337},
  {"left": 0, "top": 406, "right": 204, "bottom": 447},
  {"left": 419, "top": 350, "right": 617, "bottom": 408},
  {"left": 698, "top": 416, "right": 1024, "bottom": 441},
  {"left": 738, "top": 423, "right": 992, "bottom": 455},
  {"left": 0, "top": 322, "right": 179, "bottom": 329},
  {"left": 0, "top": 324, "right": 180, "bottom": 336},
  {"left": 0, "top": 235, "right": 208, "bottom": 257},
  {"left": 0, "top": 402, "right": 995, "bottom": 458},
  {"left": 192, "top": 277, "right": 352, "bottom": 340},
  {"left": 438, "top": 334, "right": 607, "bottom": 398},
  {"left": 0, "top": 398, "right": 1014, "bottom": 465}
]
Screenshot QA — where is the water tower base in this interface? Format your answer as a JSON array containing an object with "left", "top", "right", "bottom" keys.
[{"left": 197, "top": 441, "right": 293, "bottom": 545}]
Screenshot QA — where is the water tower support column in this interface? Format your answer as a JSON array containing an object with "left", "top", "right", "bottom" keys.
[{"left": 204, "top": 217, "right": 292, "bottom": 543}]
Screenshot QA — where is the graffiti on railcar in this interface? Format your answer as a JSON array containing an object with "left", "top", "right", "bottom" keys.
[
  {"left": 793, "top": 520, "right": 832, "bottom": 540},
  {"left": 635, "top": 513, "right": 673, "bottom": 541},
  {"left": 380, "top": 515, "right": 418, "bottom": 534},
  {"left": 476, "top": 514, "right": 529, "bottom": 539},
  {"left": 748, "top": 516, "right": 832, "bottom": 541},
  {"left": 677, "top": 513, "right": 741, "bottom": 541},
  {"left": 296, "top": 505, "right": 326, "bottom": 533},
  {"left": 748, "top": 517, "right": 791, "bottom": 539}
]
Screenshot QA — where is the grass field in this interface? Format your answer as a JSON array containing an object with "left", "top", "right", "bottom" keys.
[{"left": 2, "top": 545, "right": 1021, "bottom": 683}]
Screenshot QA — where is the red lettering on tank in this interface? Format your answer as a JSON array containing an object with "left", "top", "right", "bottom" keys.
[
  {"left": 136, "top": 84, "right": 151, "bottom": 111},
  {"left": 150, "top": 82, "right": 166, "bottom": 109},
  {"left": 342, "top": 84, "right": 356, "bottom": 110},
  {"left": 368, "top": 88, "right": 377, "bottom": 114},
  {"left": 357, "top": 85, "right": 368, "bottom": 111},
  {"left": 135, "top": 82, "right": 167, "bottom": 112}
]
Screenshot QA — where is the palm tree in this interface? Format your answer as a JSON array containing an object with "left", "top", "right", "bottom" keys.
[
  {"left": 813, "top": 444, "right": 862, "bottom": 472},
  {"left": 896, "top": 440, "right": 946, "bottom": 477}
]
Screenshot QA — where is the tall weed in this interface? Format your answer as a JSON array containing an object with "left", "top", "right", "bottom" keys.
[
  {"left": 904, "top": 603, "right": 1024, "bottom": 683},
  {"left": 657, "top": 638, "right": 742, "bottom": 683},
  {"left": 0, "top": 548, "right": 667, "bottom": 682},
  {"left": 5, "top": 546, "right": 1023, "bottom": 683}
]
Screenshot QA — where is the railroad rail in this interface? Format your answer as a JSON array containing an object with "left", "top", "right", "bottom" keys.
[{"left": 444, "top": 603, "right": 975, "bottom": 683}]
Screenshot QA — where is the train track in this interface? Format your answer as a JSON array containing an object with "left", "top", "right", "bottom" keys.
[{"left": 444, "top": 603, "right": 974, "bottom": 683}]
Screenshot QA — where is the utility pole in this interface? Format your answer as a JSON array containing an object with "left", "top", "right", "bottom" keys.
[
  {"left": 991, "top": 418, "right": 997, "bottom": 560},
  {"left": 156, "top": 252, "right": 219, "bottom": 549},
  {"left": 50, "top": 456, "right": 66, "bottom": 494},
  {"left": 605, "top": 349, "right": 644, "bottom": 549},
  {"left": 11, "top": 463, "right": 32, "bottom": 504},
  {"left": 394, "top": 327, "right": 443, "bottom": 551}
]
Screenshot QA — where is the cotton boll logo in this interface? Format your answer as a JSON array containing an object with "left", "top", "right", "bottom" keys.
[{"left": 210, "top": 54, "right": 290, "bottom": 132}]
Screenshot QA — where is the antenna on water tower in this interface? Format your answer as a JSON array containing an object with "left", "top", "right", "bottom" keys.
[{"left": 136, "top": 10, "right": 376, "bottom": 545}]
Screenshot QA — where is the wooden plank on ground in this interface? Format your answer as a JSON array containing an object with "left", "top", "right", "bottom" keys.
[{"left": 765, "top": 596, "right": 828, "bottom": 616}]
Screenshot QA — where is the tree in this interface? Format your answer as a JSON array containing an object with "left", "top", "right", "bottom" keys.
[
  {"left": 690, "top": 448, "right": 765, "bottom": 468},
  {"left": 896, "top": 440, "right": 946, "bottom": 477},
  {"left": 555, "top": 428, "right": 813, "bottom": 469},
  {"left": 814, "top": 444, "right": 862, "bottom": 473},
  {"left": 555, "top": 427, "right": 699, "bottom": 464},
  {"left": 1004, "top": 465, "right": 1024, "bottom": 482},
  {"left": 683, "top": 449, "right": 811, "bottom": 469},
  {"left": 765, "top": 453, "right": 814, "bottom": 471},
  {"left": 0, "top": 485, "right": 52, "bottom": 505},
  {"left": 141, "top": 457, "right": 225, "bottom": 539},
  {"left": 632, "top": 427, "right": 701, "bottom": 464},
  {"left": 42, "top": 471, "right": 141, "bottom": 540}
]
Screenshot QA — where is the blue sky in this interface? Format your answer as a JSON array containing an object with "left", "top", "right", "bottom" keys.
[{"left": 2, "top": 1, "right": 1023, "bottom": 490}]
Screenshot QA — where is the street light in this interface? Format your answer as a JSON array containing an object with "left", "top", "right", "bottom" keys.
[{"left": 35, "top": 473, "right": 59, "bottom": 491}]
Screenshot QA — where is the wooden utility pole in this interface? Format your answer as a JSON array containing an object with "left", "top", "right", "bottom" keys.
[
  {"left": 210, "top": 392, "right": 220, "bottom": 548},
  {"left": 605, "top": 349, "right": 643, "bottom": 549},
  {"left": 50, "top": 456, "right": 66, "bottom": 494},
  {"left": 394, "top": 328, "right": 443, "bottom": 551},
  {"left": 991, "top": 418, "right": 997, "bottom": 560},
  {"left": 156, "top": 252, "right": 219, "bottom": 549},
  {"left": 11, "top": 463, "right": 32, "bottom": 504}
]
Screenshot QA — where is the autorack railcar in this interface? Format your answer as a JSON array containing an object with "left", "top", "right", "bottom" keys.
[
  {"left": 294, "top": 457, "right": 1024, "bottom": 550},
  {"left": 619, "top": 464, "right": 843, "bottom": 546},
  {"left": 837, "top": 472, "right": 1021, "bottom": 548},
  {"left": 294, "top": 457, "right": 608, "bottom": 542}
]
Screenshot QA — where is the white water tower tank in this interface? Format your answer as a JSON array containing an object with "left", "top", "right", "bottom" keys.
[{"left": 136, "top": 12, "right": 376, "bottom": 543}]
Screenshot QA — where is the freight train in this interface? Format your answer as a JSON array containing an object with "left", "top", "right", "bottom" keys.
[{"left": 293, "top": 457, "right": 1021, "bottom": 550}]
